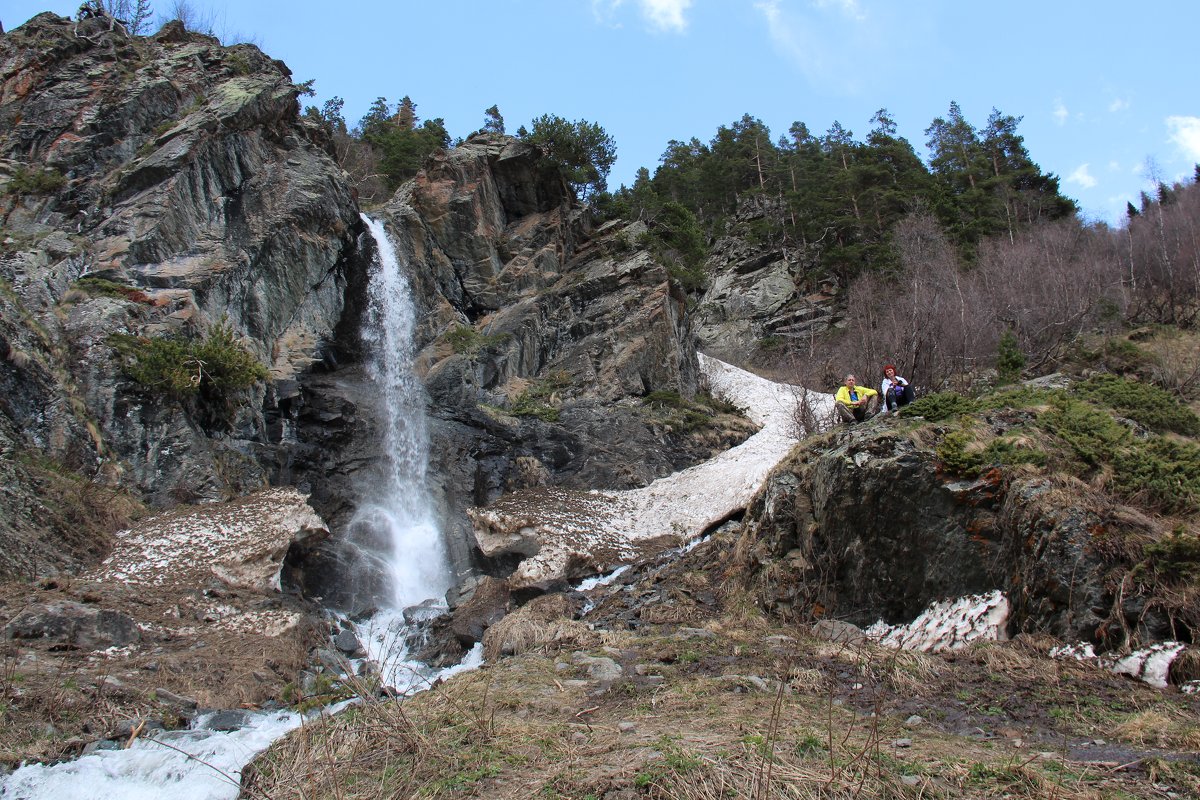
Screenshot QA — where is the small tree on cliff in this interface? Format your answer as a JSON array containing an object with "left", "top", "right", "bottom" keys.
[
  {"left": 483, "top": 105, "right": 505, "bottom": 135},
  {"left": 522, "top": 114, "right": 617, "bottom": 201}
]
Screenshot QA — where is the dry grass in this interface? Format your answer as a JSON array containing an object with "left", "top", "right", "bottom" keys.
[
  {"left": 1111, "top": 709, "right": 1200, "bottom": 750},
  {"left": 244, "top": 621, "right": 1200, "bottom": 800}
]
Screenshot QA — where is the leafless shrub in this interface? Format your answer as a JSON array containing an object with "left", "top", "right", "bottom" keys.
[
  {"left": 787, "top": 384, "right": 836, "bottom": 439},
  {"left": 789, "top": 209, "right": 1135, "bottom": 394},
  {"left": 1122, "top": 178, "right": 1200, "bottom": 326}
]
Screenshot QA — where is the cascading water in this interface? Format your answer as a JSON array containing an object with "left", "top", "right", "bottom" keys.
[
  {"left": 342, "top": 214, "right": 477, "bottom": 691},
  {"left": 0, "top": 216, "right": 478, "bottom": 799},
  {"left": 340, "top": 214, "right": 452, "bottom": 612}
]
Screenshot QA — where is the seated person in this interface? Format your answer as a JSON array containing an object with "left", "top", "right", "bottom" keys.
[
  {"left": 835, "top": 374, "right": 879, "bottom": 423},
  {"left": 880, "top": 364, "right": 914, "bottom": 413}
]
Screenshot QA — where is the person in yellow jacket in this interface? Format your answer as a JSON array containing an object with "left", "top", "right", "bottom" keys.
[{"left": 834, "top": 374, "right": 879, "bottom": 424}]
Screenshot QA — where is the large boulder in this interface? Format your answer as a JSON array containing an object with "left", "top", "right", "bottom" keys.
[
  {"left": 735, "top": 419, "right": 1167, "bottom": 646},
  {"left": 3, "top": 600, "right": 139, "bottom": 649}
]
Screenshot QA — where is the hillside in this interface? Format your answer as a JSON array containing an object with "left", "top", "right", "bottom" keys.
[{"left": 0, "top": 9, "right": 1198, "bottom": 800}]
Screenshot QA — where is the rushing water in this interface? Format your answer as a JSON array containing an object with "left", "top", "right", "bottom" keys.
[
  {"left": 0, "top": 216, "right": 471, "bottom": 799},
  {"left": 342, "top": 214, "right": 452, "bottom": 612}
]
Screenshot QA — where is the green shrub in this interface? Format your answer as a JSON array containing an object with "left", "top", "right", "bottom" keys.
[
  {"left": 644, "top": 390, "right": 688, "bottom": 409},
  {"left": 1077, "top": 373, "right": 1200, "bottom": 435},
  {"left": 1112, "top": 437, "right": 1200, "bottom": 513},
  {"left": 1039, "top": 396, "right": 1130, "bottom": 468},
  {"left": 996, "top": 330, "right": 1025, "bottom": 384},
  {"left": 1102, "top": 338, "right": 1149, "bottom": 372},
  {"left": 1142, "top": 530, "right": 1200, "bottom": 582},
  {"left": 113, "top": 322, "right": 268, "bottom": 401},
  {"left": 937, "top": 430, "right": 1046, "bottom": 477},
  {"left": 902, "top": 392, "right": 979, "bottom": 421},
  {"left": 4, "top": 166, "right": 66, "bottom": 196},
  {"left": 73, "top": 277, "right": 152, "bottom": 304},
  {"left": 1039, "top": 395, "right": 1200, "bottom": 512},
  {"left": 504, "top": 373, "right": 572, "bottom": 422},
  {"left": 977, "top": 386, "right": 1061, "bottom": 410},
  {"left": 508, "top": 392, "right": 559, "bottom": 422},
  {"left": 445, "top": 325, "right": 508, "bottom": 356}
]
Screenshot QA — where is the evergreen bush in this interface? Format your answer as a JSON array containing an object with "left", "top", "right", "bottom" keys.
[
  {"left": 996, "top": 330, "right": 1025, "bottom": 384},
  {"left": 901, "top": 392, "right": 978, "bottom": 421},
  {"left": 112, "top": 322, "right": 268, "bottom": 425},
  {"left": 1077, "top": 373, "right": 1200, "bottom": 435}
]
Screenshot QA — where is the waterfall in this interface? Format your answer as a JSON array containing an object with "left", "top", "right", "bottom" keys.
[
  {"left": 0, "top": 216, "right": 480, "bottom": 799},
  {"left": 344, "top": 214, "right": 472, "bottom": 692},
  {"left": 342, "top": 214, "right": 452, "bottom": 611}
]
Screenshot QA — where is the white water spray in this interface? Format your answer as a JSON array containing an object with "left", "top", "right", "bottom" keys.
[
  {"left": 346, "top": 214, "right": 451, "bottom": 610},
  {"left": 347, "top": 215, "right": 467, "bottom": 691}
]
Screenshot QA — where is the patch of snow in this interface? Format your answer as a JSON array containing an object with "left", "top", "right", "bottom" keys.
[
  {"left": 91, "top": 488, "right": 327, "bottom": 593},
  {"left": 1052, "top": 641, "right": 1186, "bottom": 689},
  {"left": 865, "top": 591, "right": 1009, "bottom": 653},
  {"left": 574, "top": 565, "right": 630, "bottom": 593},
  {"left": 472, "top": 355, "right": 832, "bottom": 587}
]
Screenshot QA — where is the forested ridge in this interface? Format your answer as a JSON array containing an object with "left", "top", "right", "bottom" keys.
[{"left": 306, "top": 92, "right": 1199, "bottom": 395}]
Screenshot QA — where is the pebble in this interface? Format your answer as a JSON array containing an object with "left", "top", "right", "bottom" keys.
[
  {"left": 904, "top": 714, "right": 925, "bottom": 727},
  {"left": 618, "top": 721, "right": 637, "bottom": 733},
  {"left": 901, "top": 776, "right": 920, "bottom": 787},
  {"left": 892, "top": 738, "right": 913, "bottom": 748}
]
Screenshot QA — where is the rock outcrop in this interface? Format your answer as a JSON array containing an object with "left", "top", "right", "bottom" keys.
[
  {"left": 0, "top": 13, "right": 363, "bottom": 533},
  {"left": 694, "top": 197, "right": 838, "bottom": 359},
  {"left": 735, "top": 417, "right": 1173, "bottom": 648}
]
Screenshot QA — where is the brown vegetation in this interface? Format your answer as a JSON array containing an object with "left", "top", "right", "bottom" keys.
[{"left": 780, "top": 176, "right": 1200, "bottom": 396}]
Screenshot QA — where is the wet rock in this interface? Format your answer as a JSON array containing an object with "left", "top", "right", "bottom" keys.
[
  {"left": 448, "top": 575, "right": 511, "bottom": 646},
  {"left": 333, "top": 628, "right": 365, "bottom": 657},
  {"left": 203, "top": 710, "right": 252, "bottom": 732},
  {"left": 111, "top": 718, "right": 165, "bottom": 739}
]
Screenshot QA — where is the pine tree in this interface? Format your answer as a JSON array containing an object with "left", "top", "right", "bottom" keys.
[{"left": 483, "top": 105, "right": 505, "bottom": 134}]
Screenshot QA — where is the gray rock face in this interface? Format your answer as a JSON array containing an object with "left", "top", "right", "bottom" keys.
[
  {"left": 694, "top": 199, "right": 838, "bottom": 359},
  {"left": 0, "top": 13, "right": 362, "bottom": 521},
  {"left": 738, "top": 422, "right": 1164, "bottom": 646}
]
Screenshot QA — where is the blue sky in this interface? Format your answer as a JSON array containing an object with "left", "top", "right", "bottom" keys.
[{"left": 7, "top": 1, "right": 1199, "bottom": 225}]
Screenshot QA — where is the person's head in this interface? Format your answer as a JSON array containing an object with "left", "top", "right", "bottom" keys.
[
  {"left": 883, "top": 364, "right": 896, "bottom": 379},
  {"left": 844, "top": 374, "right": 857, "bottom": 387}
]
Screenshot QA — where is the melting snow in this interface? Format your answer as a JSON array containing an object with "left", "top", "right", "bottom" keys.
[
  {"left": 472, "top": 354, "right": 832, "bottom": 587},
  {"left": 865, "top": 590, "right": 1009, "bottom": 653},
  {"left": 1053, "top": 640, "right": 1187, "bottom": 689}
]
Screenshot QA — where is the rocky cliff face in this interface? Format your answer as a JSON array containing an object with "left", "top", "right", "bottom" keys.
[
  {"left": 0, "top": 14, "right": 363, "bottom": 573},
  {"left": 279, "top": 134, "right": 754, "bottom": 607},
  {"left": 694, "top": 196, "right": 838, "bottom": 359}
]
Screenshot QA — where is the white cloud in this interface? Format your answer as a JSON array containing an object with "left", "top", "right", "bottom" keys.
[
  {"left": 640, "top": 0, "right": 693, "bottom": 32},
  {"left": 1052, "top": 99, "right": 1069, "bottom": 126},
  {"left": 813, "top": 0, "right": 867, "bottom": 21},
  {"left": 1108, "top": 97, "right": 1129, "bottom": 113},
  {"left": 1166, "top": 115, "right": 1200, "bottom": 161},
  {"left": 592, "top": 0, "right": 692, "bottom": 32},
  {"left": 1068, "top": 164, "right": 1097, "bottom": 189},
  {"left": 1108, "top": 160, "right": 1121, "bottom": 172}
]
